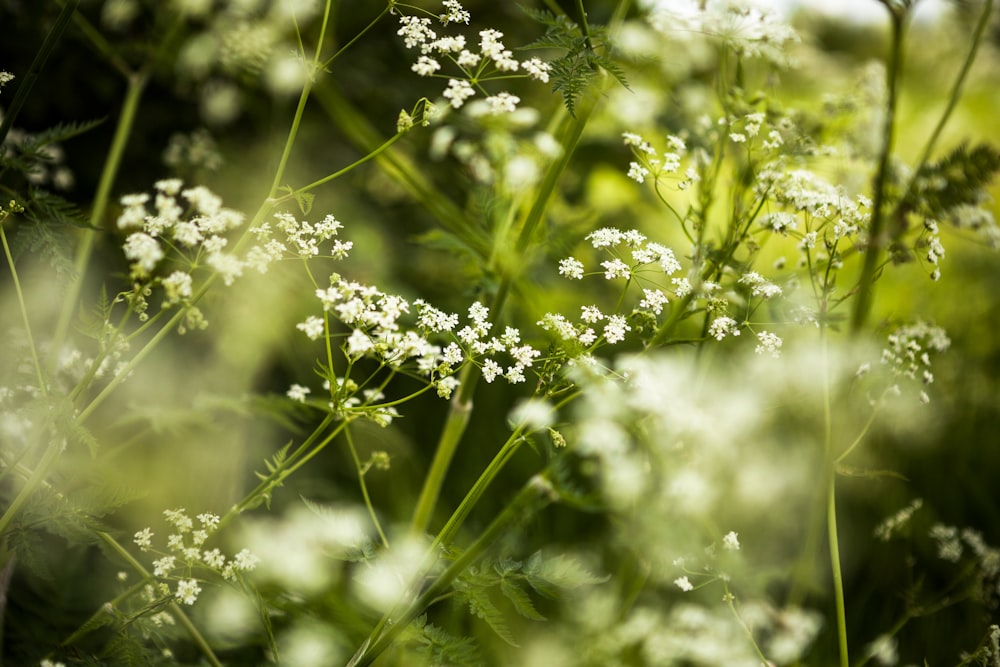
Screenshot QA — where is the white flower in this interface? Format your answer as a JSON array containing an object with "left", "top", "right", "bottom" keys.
[
  {"left": 627, "top": 161, "right": 649, "bottom": 183},
  {"left": 397, "top": 15, "right": 436, "bottom": 49},
  {"left": 411, "top": 55, "right": 440, "bottom": 77},
  {"left": 482, "top": 359, "right": 503, "bottom": 383},
  {"left": 153, "top": 556, "right": 176, "bottom": 578},
  {"left": 287, "top": 384, "right": 311, "bottom": 402},
  {"left": 601, "top": 259, "right": 631, "bottom": 280},
  {"left": 558, "top": 257, "right": 585, "bottom": 279},
  {"left": 162, "top": 271, "right": 193, "bottom": 305},
  {"left": 674, "top": 576, "right": 694, "bottom": 592},
  {"left": 587, "top": 227, "right": 623, "bottom": 248},
  {"left": 603, "top": 315, "right": 631, "bottom": 344},
  {"left": 440, "top": 0, "right": 470, "bottom": 25},
  {"left": 510, "top": 398, "right": 555, "bottom": 429},
  {"left": 580, "top": 305, "right": 604, "bottom": 324},
  {"left": 175, "top": 578, "right": 202, "bottom": 605},
  {"left": 708, "top": 316, "right": 740, "bottom": 341},
  {"left": 443, "top": 78, "right": 474, "bottom": 109},
  {"left": 297, "top": 316, "right": 325, "bottom": 340},
  {"left": 123, "top": 232, "right": 163, "bottom": 276},
  {"left": 722, "top": 531, "right": 740, "bottom": 551},
  {"left": 754, "top": 331, "right": 783, "bottom": 358},
  {"left": 134, "top": 528, "right": 154, "bottom": 551},
  {"left": 639, "top": 288, "right": 669, "bottom": 315},
  {"left": 522, "top": 57, "right": 551, "bottom": 82},
  {"left": 485, "top": 92, "right": 519, "bottom": 114}
]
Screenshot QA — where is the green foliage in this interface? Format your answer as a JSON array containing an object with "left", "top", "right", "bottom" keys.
[
  {"left": 522, "top": 7, "right": 628, "bottom": 115},
  {"left": 413, "top": 616, "right": 483, "bottom": 666},
  {"left": 909, "top": 143, "right": 1000, "bottom": 220}
]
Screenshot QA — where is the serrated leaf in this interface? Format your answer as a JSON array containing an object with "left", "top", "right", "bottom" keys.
[
  {"left": 464, "top": 587, "right": 518, "bottom": 647},
  {"left": 499, "top": 577, "right": 546, "bottom": 621},
  {"left": 524, "top": 551, "right": 608, "bottom": 598},
  {"left": 416, "top": 621, "right": 483, "bottom": 667}
]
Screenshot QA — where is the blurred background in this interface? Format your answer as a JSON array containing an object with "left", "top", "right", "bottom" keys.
[{"left": 2, "top": 0, "right": 999, "bottom": 664}]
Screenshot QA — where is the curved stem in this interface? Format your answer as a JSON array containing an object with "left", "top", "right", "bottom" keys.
[
  {"left": 345, "top": 425, "right": 390, "bottom": 549},
  {"left": 1, "top": 220, "right": 47, "bottom": 397}
]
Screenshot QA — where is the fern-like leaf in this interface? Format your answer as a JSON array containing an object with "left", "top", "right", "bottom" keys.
[
  {"left": 522, "top": 7, "right": 629, "bottom": 116},
  {"left": 910, "top": 143, "right": 1000, "bottom": 219},
  {"left": 415, "top": 620, "right": 483, "bottom": 666}
]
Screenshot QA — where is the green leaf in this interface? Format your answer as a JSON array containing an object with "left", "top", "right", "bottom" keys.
[
  {"left": 464, "top": 586, "right": 518, "bottom": 647},
  {"left": 499, "top": 577, "right": 547, "bottom": 621},
  {"left": 524, "top": 551, "right": 608, "bottom": 598},
  {"left": 415, "top": 620, "right": 483, "bottom": 666}
]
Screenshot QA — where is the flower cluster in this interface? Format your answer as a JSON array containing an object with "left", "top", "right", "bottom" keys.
[
  {"left": 880, "top": 321, "right": 950, "bottom": 403},
  {"left": 547, "top": 226, "right": 685, "bottom": 349},
  {"left": 117, "top": 181, "right": 355, "bottom": 322},
  {"left": 117, "top": 179, "right": 246, "bottom": 283},
  {"left": 296, "top": 277, "right": 546, "bottom": 401},
  {"left": 648, "top": 0, "right": 799, "bottom": 67},
  {"left": 622, "top": 131, "right": 699, "bottom": 190},
  {"left": 395, "top": 1, "right": 551, "bottom": 112},
  {"left": 133, "top": 508, "right": 258, "bottom": 607}
]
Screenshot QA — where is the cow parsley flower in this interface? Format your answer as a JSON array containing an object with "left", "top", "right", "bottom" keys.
[
  {"left": 175, "top": 578, "right": 202, "bottom": 605},
  {"left": 708, "top": 316, "right": 740, "bottom": 340},
  {"left": 559, "top": 257, "right": 585, "bottom": 279},
  {"left": 443, "top": 78, "right": 475, "bottom": 108}
]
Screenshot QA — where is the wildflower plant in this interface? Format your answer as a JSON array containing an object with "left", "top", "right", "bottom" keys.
[{"left": 2, "top": 0, "right": 1000, "bottom": 665}]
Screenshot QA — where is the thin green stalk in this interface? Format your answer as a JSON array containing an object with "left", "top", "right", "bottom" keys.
[
  {"left": 97, "top": 532, "right": 223, "bottom": 667},
  {"left": 1, "top": 220, "right": 47, "bottom": 398},
  {"left": 895, "top": 0, "right": 994, "bottom": 215},
  {"left": 322, "top": 4, "right": 390, "bottom": 69},
  {"left": 344, "top": 425, "right": 390, "bottom": 549},
  {"left": 723, "top": 580, "right": 770, "bottom": 664},
  {"left": 51, "top": 72, "right": 149, "bottom": 372},
  {"left": 348, "top": 473, "right": 558, "bottom": 667},
  {"left": 0, "top": 0, "right": 78, "bottom": 145},
  {"left": 0, "top": 440, "right": 62, "bottom": 538},
  {"left": 850, "top": 7, "right": 906, "bottom": 334},
  {"left": 822, "top": 330, "right": 850, "bottom": 667},
  {"left": 282, "top": 130, "right": 408, "bottom": 200}
]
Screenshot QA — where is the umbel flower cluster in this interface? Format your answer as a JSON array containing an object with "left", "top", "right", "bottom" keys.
[
  {"left": 133, "top": 508, "right": 258, "bottom": 607},
  {"left": 395, "top": 0, "right": 551, "bottom": 112}
]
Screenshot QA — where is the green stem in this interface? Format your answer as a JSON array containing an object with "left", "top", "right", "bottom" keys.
[
  {"left": 51, "top": 72, "right": 150, "bottom": 373},
  {"left": 1, "top": 220, "right": 47, "bottom": 397},
  {"left": 850, "top": 7, "right": 906, "bottom": 334},
  {"left": 0, "top": 440, "right": 62, "bottom": 538},
  {"left": 409, "top": 366, "right": 475, "bottom": 533},
  {"left": 895, "top": 0, "right": 994, "bottom": 214},
  {"left": 345, "top": 426, "right": 390, "bottom": 549},
  {"left": 408, "top": 86, "right": 598, "bottom": 537},
  {"left": 349, "top": 473, "right": 558, "bottom": 667},
  {"left": 723, "top": 580, "right": 770, "bottom": 664},
  {"left": 0, "top": 0, "right": 78, "bottom": 146},
  {"left": 822, "top": 330, "right": 850, "bottom": 667},
  {"left": 97, "top": 532, "right": 223, "bottom": 667},
  {"left": 322, "top": 4, "right": 390, "bottom": 69},
  {"left": 282, "top": 130, "right": 407, "bottom": 200}
]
